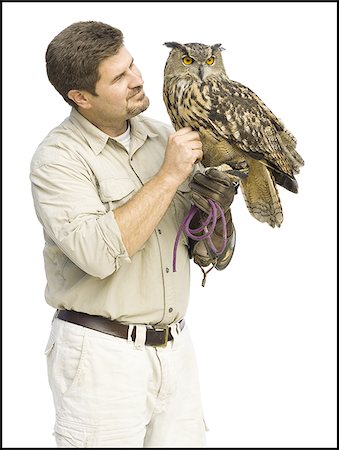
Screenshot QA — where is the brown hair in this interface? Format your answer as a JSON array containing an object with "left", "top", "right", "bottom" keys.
[{"left": 46, "top": 21, "right": 124, "bottom": 108}]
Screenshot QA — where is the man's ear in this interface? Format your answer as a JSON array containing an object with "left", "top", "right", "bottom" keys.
[{"left": 67, "top": 90, "right": 92, "bottom": 109}]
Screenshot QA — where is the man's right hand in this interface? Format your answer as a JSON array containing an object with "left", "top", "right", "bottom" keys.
[{"left": 160, "top": 127, "right": 203, "bottom": 186}]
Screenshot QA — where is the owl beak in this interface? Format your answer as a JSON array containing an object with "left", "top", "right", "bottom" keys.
[{"left": 198, "top": 65, "right": 205, "bottom": 81}]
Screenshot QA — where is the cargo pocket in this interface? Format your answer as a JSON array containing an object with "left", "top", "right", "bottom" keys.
[{"left": 54, "top": 420, "right": 97, "bottom": 448}]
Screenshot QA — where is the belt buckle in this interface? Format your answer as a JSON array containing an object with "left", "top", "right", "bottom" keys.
[{"left": 154, "top": 325, "right": 169, "bottom": 347}]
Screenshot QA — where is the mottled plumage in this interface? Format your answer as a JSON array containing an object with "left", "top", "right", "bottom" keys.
[{"left": 163, "top": 42, "right": 304, "bottom": 227}]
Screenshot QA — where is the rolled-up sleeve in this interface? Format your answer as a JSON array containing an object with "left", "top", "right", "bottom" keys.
[{"left": 30, "top": 155, "right": 131, "bottom": 279}]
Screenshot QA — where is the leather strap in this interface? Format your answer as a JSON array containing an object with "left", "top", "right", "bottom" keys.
[{"left": 55, "top": 309, "right": 185, "bottom": 347}]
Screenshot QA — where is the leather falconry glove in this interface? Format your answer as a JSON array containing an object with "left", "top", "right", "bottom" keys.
[
  {"left": 189, "top": 167, "right": 239, "bottom": 215},
  {"left": 188, "top": 168, "right": 239, "bottom": 280}
]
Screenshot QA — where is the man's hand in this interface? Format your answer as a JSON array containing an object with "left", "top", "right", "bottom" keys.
[
  {"left": 189, "top": 167, "right": 239, "bottom": 214},
  {"left": 191, "top": 209, "right": 236, "bottom": 271},
  {"left": 188, "top": 168, "right": 239, "bottom": 277},
  {"left": 159, "top": 127, "right": 203, "bottom": 186}
]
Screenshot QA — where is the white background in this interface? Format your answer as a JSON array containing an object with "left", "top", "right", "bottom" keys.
[{"left": 2, "top": 2, "right": 337, "bottom": 448}]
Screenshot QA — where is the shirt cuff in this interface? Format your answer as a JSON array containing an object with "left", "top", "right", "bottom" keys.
[{"left": 97, "top": 210, "right": 131, "bottom": 271}]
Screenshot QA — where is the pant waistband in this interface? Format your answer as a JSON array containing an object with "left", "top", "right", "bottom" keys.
[{"left": 55, "top": 309, "right": 185, "bottom": 347}]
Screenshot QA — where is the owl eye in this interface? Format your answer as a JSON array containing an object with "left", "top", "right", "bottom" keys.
[
  {"left": 206, "top": 56, "right": 215, "bottom": 65},
  {"left": 182, "top": 56, "right": 194, "bottom": 65}
]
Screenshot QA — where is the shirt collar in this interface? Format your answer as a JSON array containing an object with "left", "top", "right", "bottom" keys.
[
  {"left": 130, "top": 115, "right": 158, "bottom": 141},
  {"left": 69, "top": 108, "right": 158, "bottom": 156}
]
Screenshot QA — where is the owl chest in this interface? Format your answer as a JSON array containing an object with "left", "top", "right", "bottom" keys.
[
  {"left": 165, "top": 80, "right": 242, "bottom": 166},
  {"left": 167, "top": 82, "right": 192, "bottom": 125}
]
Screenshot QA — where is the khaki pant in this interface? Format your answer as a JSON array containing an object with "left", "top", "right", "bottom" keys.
[{"left": 44, "top": 317, "right": 207, "bottom": 447}]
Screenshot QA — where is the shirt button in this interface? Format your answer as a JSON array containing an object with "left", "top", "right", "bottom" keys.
[
  {"left": 158, "top": 229, "right": 162, "bottom": 234},
  {"left": 169, "top": 307, "right": 173, "bottom": 313},
  {"left": 165, "top": 267, "right": 169, "bottom": 273}
]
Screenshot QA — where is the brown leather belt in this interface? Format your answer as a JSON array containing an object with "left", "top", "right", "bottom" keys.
[{"left": 55, "top": 309, "right": 185, "bottom": 347}]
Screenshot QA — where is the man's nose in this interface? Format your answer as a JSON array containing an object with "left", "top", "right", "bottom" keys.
[{"left": 128, "top": 67, "right": 144, "bottom": 87}]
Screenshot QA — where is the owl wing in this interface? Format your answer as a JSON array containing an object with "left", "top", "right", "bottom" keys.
[
  {"left": 236, "top": 82, "right": 304, "bottom": 168},
  {"left": 204, "top": 78, "right": 303, "bottom": 176}
]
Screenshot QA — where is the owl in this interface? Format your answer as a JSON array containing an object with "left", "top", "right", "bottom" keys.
[{"left": 163, "top": 42, "right": 304, "bottom": 227}]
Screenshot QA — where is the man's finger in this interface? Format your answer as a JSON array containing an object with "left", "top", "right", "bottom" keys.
[
  {"left": 191, "top": 193, "right": 211, "bottom": 215},
  {"left": 192, "top": 149, "right": 203, "bottom": 163},
  {"left": 192, "top": 173, "right": 232, "bottom": 192},
  {"left": 205, "top": 168, "right": 234, "bottom": 184},
  {"left": 174, "top": 127, "right": 193, "bottom": 136}
]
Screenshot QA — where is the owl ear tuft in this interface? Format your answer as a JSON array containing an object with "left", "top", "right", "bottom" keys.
[
  {"left": 163, "top": 42, "right": 187, "bottom": 52},
  {"left": 211, "top": 43, "right": 225, "bottom": 52}
]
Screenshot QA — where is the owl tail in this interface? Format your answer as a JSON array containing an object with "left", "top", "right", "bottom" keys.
[
  {"left": 240, "top": 159, "right": 283, "bottom": 228},
  {"left": 279, "top": 130, "right": 305, "bottom": 170}
]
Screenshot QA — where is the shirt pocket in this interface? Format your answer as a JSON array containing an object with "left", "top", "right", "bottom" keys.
[{"left": 98, "top": 178, "right": 136, "bottom": 210}]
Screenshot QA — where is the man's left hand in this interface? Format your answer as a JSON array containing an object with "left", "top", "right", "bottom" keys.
[{"left": 189, "top": 167, "right": 239, "bottom": 214}]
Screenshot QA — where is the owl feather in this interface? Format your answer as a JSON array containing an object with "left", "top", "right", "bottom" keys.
[{"left": 163, "top": 42, "right": 304, "bottom": 227}]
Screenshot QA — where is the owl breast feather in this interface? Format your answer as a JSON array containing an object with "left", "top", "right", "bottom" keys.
[{"left": 164, "top": 77, "right": 244, "bottom": 167}]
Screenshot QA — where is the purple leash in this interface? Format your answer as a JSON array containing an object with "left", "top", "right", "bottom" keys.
[{"left": 173, "top": 199, "right": 227, "bottom": 285}]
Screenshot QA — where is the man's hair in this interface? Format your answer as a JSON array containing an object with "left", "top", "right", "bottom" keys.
[{"left": 46, "top": 21, "right": 124, "bottom": 108}]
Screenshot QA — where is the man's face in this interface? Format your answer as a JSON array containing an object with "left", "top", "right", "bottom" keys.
[{"left": 86, "top": 46, "right": 150, "bottom": 124}]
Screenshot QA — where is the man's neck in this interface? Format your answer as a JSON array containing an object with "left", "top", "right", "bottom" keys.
[{"left": 77, "top": 109, "right": 128, "bottom": 138}]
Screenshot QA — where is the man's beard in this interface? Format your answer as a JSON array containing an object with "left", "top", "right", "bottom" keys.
[{"left": 126, "top": 88, "right": 150, "bottom": 117}]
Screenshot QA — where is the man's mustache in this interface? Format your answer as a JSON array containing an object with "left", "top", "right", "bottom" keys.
[{"left": 127, "top": 87, "right": 143, "bottom": 99}]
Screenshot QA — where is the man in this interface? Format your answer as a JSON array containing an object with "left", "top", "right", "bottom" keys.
[{"left": 30, "top": 21, "right": 237, "bottom": 447}]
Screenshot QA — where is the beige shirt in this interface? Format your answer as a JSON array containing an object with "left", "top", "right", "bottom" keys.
[{"left": 30, "top": 108, "right": 198, "bottom": 326}]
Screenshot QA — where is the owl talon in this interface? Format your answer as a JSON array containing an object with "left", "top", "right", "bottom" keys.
[
  {"left": 212, "top": 162, "right": 249, "bottom": 180},
  {"left": 225, "top": 169, "right": 248, "bottom": 179}
]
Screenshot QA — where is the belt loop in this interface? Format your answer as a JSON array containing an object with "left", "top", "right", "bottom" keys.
[
  {"left": 134, "top": 325, "right": 147, "bottom": 350},
  {"left": 169, "top": 323, "right": 178, "bottom": 339},
  {"left": 127, "top": 324, "right": 134, "bottom": 342},
  {"left": 172, "top": 320, "right": 183, "bottom": 349}
]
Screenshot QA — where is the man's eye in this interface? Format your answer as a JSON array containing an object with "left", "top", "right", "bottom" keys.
[{"left": 113, "top": 75, "right": 123, "bottom": 83}]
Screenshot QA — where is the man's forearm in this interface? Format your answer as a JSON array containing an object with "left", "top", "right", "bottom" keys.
[
  {"left": 114, "top": 172, "right": 179, "bottom": 256},
  {"left": 114, "top": 126, "right": 204, "bottom": 256}
]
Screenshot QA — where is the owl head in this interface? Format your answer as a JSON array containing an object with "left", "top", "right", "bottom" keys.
[{"left": 163, "top": 42, "right": 226, "bottom": 82}]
